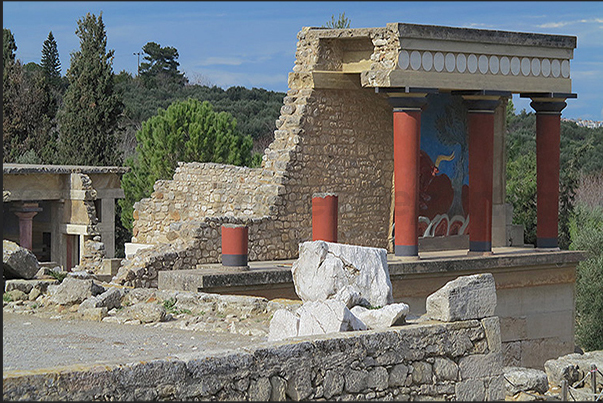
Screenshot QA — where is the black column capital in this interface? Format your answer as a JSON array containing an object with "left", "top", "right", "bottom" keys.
[
  {"left": 462, "top": 98, "right": 501, "bottom": 114},
  {"left": 530, "top": 101, "right": 567, "bottom": 115}
]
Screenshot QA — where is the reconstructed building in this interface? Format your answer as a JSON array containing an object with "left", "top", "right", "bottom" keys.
[
  {"left": 117, "top": 23, "right": 582, "bottom": 369},
  {"left": 3, "top": 164, "right": 128, "bottom": 271}
]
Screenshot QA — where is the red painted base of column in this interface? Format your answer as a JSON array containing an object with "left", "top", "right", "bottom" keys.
[
  {"left": 312, "top": 193, "right": 338, "bottom": 243},
  {"left": 468, "top": 112, "right": 494, "bottom": 253},
  {"left": 536, "top": 113, "right": 561, "bottom": 248},
  {"left": 221, "top": 225, "right": 249, "bottom": 268},
  {"left": 394, "top": 110, "right": 421, "bottom": 256}
]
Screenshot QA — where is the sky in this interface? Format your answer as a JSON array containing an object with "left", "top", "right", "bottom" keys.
[{"left": 3, "top": 1, "right": 603, "bottom": 120}]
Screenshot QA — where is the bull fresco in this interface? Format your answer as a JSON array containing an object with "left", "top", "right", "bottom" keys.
[{"left": 418, "top": 93, "right": 469, "bottom": 238}]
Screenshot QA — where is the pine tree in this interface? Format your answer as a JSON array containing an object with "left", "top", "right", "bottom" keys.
[
  {"left": 119, "top": 98, "right": 253, "bottom": 230},
  {"left": 57, "top": 12, "right": 122, "bottom": 166},
  {"left": 41, "top": 31, "right": 61, "bottom": 86}
]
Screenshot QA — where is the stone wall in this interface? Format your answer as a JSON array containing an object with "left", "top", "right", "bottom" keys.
[{"left": 3, "top": 316, "right": 504, "bottom": 401}]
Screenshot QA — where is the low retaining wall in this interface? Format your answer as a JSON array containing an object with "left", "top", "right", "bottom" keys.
[{"left": 3, "top": 317, "right": 503, "bottom": 401}]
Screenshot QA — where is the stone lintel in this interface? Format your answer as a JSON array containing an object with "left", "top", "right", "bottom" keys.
[{"left": 395, "top": 23, "right": 577, "bottom": 49}]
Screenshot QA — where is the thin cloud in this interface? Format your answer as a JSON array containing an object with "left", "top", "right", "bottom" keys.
[
  {"left": 197, "top": 57, "right": 245, "bottom": 67},
  {"left": 538, "top": 18, "right": 603, "bottom": 29}
]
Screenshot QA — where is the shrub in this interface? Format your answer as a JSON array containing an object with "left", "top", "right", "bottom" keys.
[{"left": 570, "top": 205, "right": 603, "bottom": 351}]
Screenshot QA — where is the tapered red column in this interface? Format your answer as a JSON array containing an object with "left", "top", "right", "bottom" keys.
[
  {"left": 388, "top": 96, "right": 428, "bottom": 257},
  {"left": 221, "top": 224, "right": 249, "bottom": 268},
  {"left": 312, "top": 193, "right": 338, "bottom": 242},
  {"left": 531, "top": 100, "right": 567, "bottom": 249},
  {"left": 464, "top": 98, "right": 501, "bottom": 254},
  {"left": 11, "top": 202, "right": 42, "bottom": 251}
]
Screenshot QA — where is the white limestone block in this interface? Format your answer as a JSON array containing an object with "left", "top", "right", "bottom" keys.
[
  {"left": 267, "top": 309, "right": 300, "bottom": 342},
  {"left": 292, "top": 241, "right": 393, "bottom": 308},
  {"left": 350, "top": 303, "right": 410, "bottom": 330},
  {"left": 425, "top": 273, "right": 496, "bottom": 322},
  {"left": 297, "top": 299, "right": 366, "bottom": 337}
]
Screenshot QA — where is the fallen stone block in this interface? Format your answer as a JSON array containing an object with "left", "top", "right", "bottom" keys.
[
  {"left": 297, "top": 299, "right": 366, "bottom": 337},
  {"left": 3, "top": 240, "right": 39, "bottom": 280},
  {"left": 350, "top": 303, "right": 409, "bottom": 330},
  {"left": 49, "top": 277, "right": 105, "bottom": 305},
  {"left": 504, "top": 366, "right": 549, "bottom": 396},
  {"left": 118, "top": 302, "right": 168, "bottom": 323},
  {"left": 292, "top": 241, "right": 393, "bottom": 308},
  {"left": 79, "top": 287, "right": 123, "bottom": 312},
  {"left": 425, "top": 273, "right": 496, "bottom": 322},
  {"left": 268, "top": 309, "right": 300, "bottom": 341}
]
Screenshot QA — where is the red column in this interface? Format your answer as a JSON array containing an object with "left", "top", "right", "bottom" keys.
[
  {"left": 393, "top": 109, "right": 421, "bottom": 256},
  {"left": 464, "top": 98, "right": 500, "bottom": 254},
  {"left": 312, "top": 193, "right": 338, "bottom": 242},
  {"left": 531, "top": 100, "right": 567, "bottom": 249},
  {"left": 221, "top": 224, "right": 249, "bottom": 268},
  {"left": 11, "top": 202, "right": 42, "bottom": 251}
]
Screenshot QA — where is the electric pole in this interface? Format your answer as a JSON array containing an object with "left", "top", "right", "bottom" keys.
[{"left": 133, "top": 52, "right": 142, "bottom": 75}]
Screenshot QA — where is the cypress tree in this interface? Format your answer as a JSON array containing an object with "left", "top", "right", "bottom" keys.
[
  {"left": 57, "top": 12, "right": 122, "bottom": 166},
  {"left": 41, "top": 31, "right": 61, "bottom": 86}
]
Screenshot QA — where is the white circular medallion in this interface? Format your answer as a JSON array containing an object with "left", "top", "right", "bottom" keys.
[
  {"left": 511, "top": 57, "right": 521, "bottom": 75},
  {"left": 422, "top": 51, "right": 433, "bottom": 71},
  {"left": 445, "top": 53, "right": 456, "bottom": 72},
  {"left": 410, "top": 51, "right": 422, "bottom": 70},
  {"left": 489, "top": 56, "right": 500, "bottom": 74},
  {"left": 456, "top": 53, "right": 467, "bottom": 73},
  {"left": 398, "top": 50, "right": 410, "bottom": 70},
  {"left": 552, "top": 59, "right": 561, "bottom": 77},
  {"left": 467, "top": 54, "right": 478, "bottom": 73},
  {"left": 541, "top": 59, "right": 551, "bottom": 77},
  {"left": 521, "top": 57, "right": 531, "bottom": 76},
  {"left": 500, "top": 56, "right": 510, "bottom": 75},
  {"left": 561, "top": 60, "right": 570, "bottom": 78},
  {"left": 434, "top": 52, "right": 445, "bottom": 72},
  {"left": 478, "top": 55, "right": 489, "bottom": 74},
  {"left": 531, "top": 58, "right": 541, "bottom": 76}
]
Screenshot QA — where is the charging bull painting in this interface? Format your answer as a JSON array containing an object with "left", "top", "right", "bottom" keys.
[{"left": 418, "top": 93, "right": 469, "bottom": 238}]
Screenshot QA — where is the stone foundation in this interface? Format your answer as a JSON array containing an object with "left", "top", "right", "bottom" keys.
[{"left": 3, "top": 317, "right": 504, "bottom": 401}]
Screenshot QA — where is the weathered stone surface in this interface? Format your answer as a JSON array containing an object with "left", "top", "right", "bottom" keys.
[
  {"left": 426, "top": 273, "right": 496, "bottom": 322},
  {"left": 297, "top": 299, "right": 366, "bottom": 337},
  {"left": 49, "top": 277, "right": 105, "bottom": 305},
  {"left": 118, "top": 303, "right": 168, "bottom": 323},
  {"left": 481, "top": 316, "right": 502, "bottom": 353},
  {"left": 504, "top": 366, "right": 549, "bottom": 396},
  {"left": 292, "top": 241, "right": 393, "bottom": 308},
  {"left": 344, "top": 369, "right": 369, "bottom": 393},
  {"left": 270, "top": 376, "right": 287, "bottom": 401},
  {"left": 411, "top": 361, "right": 433, "bottom": 384},
  {"left": 80, "top": 307, "right": 109, "bottom": 321},
  {"left": 285, "top": 371, "right": 312, "bottom": 401},
  {"left": 248, "top": 377, "right": 271, "bottom": 401},
  {"left": 323, "top": 370, "right": 345, "bottom": 399},
  {"left": 544, "top": 350, "right": 603, "bottom": 388},
  {"left": 455, "top": 378, "right": 485, "bottom": 401},
  {"left": 268, "top": 309, "right": 300, "bottom": 341},
  {"left": 388, "top": 363, "right": 409, "bottom": 387},
  {"left": 367, "top": 366, "right": 388, "bottom": 391},
  {"left": 79, "top": 287, "right": 123, "bottom": 312},
  {"left": 333, "top": 285, "right": 368, "bottom": 308},
  {"left": 4, "top": 289, "right": 28, "bottom": 301},
  {"left": 350, "top": 303, "right": 409, "bottom": 330},
  {"left": 3, "top": 240, "right": 39, "bottom": 280},
  {"left": 433, "top": 357, "right": 458, "bottom": 381}
]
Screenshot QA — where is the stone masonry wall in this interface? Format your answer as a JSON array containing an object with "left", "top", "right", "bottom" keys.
[
  {"left": 120, "top": 27, "right": 397, "bottom": 283},
  {"left": 3, "top": 317, "right": 504, "bottom": 401}
]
